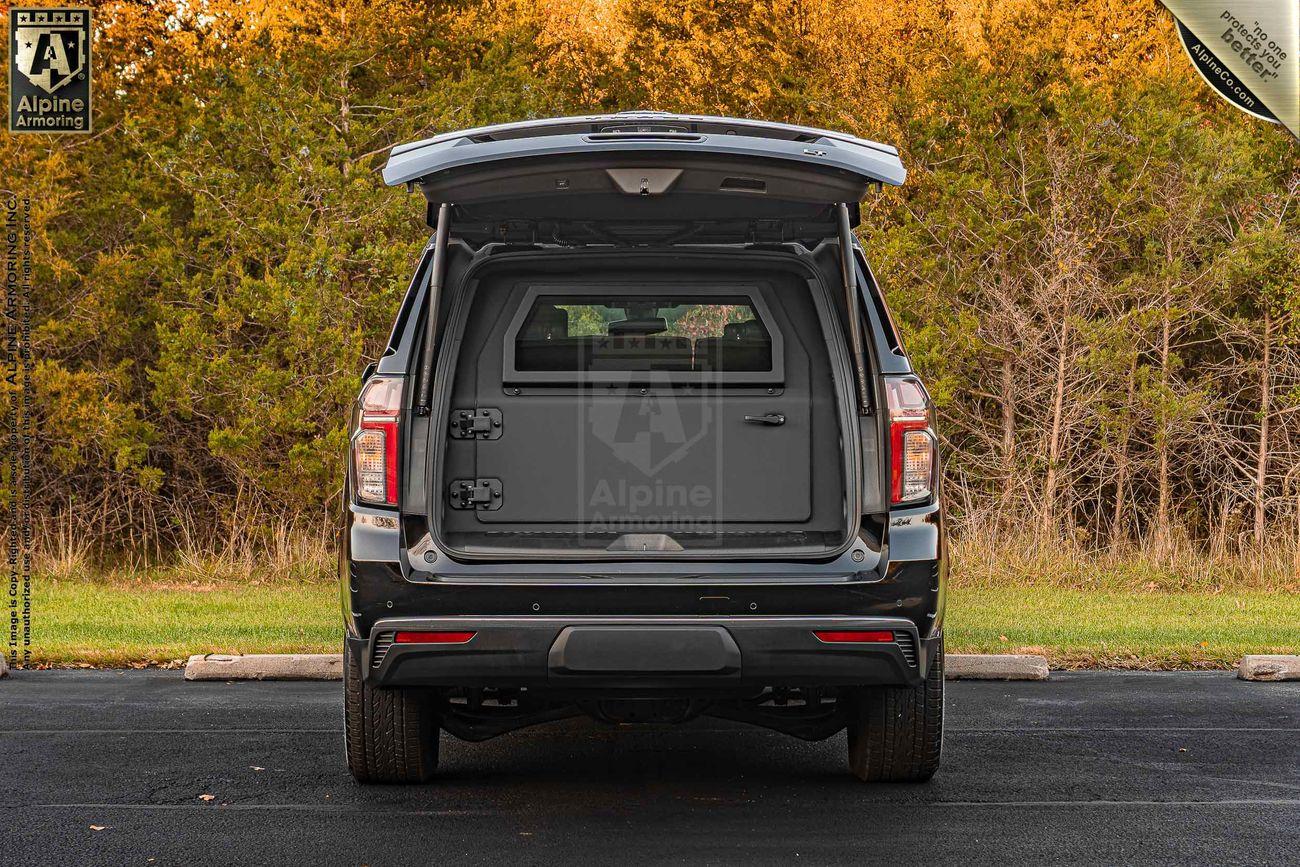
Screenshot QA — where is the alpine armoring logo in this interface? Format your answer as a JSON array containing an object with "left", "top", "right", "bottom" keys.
[{"left": 8, "top": 8, "right": 92, "bottom": 134}]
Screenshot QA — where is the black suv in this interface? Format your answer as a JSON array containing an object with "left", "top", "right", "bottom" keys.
[{"left": 342, "top": 112, "right": 945, "bottom": 783}]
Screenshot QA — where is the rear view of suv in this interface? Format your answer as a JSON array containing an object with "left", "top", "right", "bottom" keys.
[{"left": 342, "top": 112, "right": 945, "bottom": 783}]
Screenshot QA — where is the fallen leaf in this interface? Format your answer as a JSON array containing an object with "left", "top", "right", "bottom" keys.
[
  {"left": 998, "top": 635, "right": 1008, "bottom": 642},
  {"left": 90, "top": 825, "right": 106, "bottom": 831},
  {"left": 198, "top": 794, "right": 216, "bottom": 802}
]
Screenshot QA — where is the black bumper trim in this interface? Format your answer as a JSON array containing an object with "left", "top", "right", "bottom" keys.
[{"left": 360, "top": 615, "right": 925, "bottom": 690}]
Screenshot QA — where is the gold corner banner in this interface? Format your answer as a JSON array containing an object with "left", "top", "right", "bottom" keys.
[{"left": 1162, "top": 0, "right": 1299, "bottom": 137}]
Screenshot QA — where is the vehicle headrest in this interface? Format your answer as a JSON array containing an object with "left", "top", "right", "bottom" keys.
[
  {"left": 723, "top": 320, "right": 764, "bottom": 340},
  {"left": 524, "top": 305, "right": 568, "bottom": 339},
  {"left": 608, "top": 317, "right": 668, "bottom": 336}
]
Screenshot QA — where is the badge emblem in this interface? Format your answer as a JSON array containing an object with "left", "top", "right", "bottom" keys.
[
  {"left": 14, "top": 10, "right": 85, "bottom": 93},
  {"left": 8, "top": 8, "right": 92, "bottom": 133}
]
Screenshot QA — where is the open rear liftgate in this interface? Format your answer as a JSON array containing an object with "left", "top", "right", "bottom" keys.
[{"left": 416, "top": 204, "right": 871, "bottom": 548}]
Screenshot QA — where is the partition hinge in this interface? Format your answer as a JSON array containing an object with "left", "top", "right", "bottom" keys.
[
  {"left": 449, "top": 408, "right": 502, "bottom": 440},
  {"left": 449, "top": 478, "right": 503, "bottom": 510}
]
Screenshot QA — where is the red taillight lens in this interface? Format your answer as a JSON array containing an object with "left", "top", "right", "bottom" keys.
[
  {"left": 813, "top": 630, "right": 895, "bottom": 643},
  {"left": 352, "top": 376, "right": 403, "bottom": 505},
  {"left": 885, "top": 376, "right": 936, "bottom": 505},
  {"left": 394, "top": 631, "right": 476, "bottom": 644}
]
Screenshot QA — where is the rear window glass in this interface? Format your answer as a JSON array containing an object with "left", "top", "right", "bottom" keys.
[{"left": 514, "top": 294, "right": 773, "bottom": 373}]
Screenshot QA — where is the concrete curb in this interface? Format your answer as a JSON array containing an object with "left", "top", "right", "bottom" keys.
[
  {"left": 946, "top": 654, "right": 1050, "bottom": 681},
  {"left": 1237, "top": 655, "right": 1300, "bottom": 682},
  {"left": 184, "top": 653, "right": 342, "bottom": 681},
  {"left": 0, "top": 655, "right": 8, "bottom": 678},
  {"left": 181, "top": 651, "right": 1051, "bottom": 682}
]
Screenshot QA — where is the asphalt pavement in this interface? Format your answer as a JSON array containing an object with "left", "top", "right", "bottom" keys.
[{"left": 1, "top": 670, "right": 1297, "bottom": 865}]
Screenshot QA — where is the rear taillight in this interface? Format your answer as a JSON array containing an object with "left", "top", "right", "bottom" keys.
[
  {"left": 885, "top": 376, "right": 936, "bottom": 505},
  {"left": 352, "top": 376, "right": 403, "bottom": 506}
]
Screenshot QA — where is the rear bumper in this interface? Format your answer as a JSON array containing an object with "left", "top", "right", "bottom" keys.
[{"left": 357, "top": 615, "right": 930, "bottom": 691}]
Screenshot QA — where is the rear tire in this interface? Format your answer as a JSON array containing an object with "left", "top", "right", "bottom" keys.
[
  {"left": 845, "top": 635, "right": 943, "bottom": 782},
  {"left": 344, "top": 640, "right": 439, "bottom": 783}
]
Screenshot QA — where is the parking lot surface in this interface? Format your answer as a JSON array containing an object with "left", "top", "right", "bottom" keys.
[{"left": 2, "top": 670, "right": 1297, "bottom": 865}]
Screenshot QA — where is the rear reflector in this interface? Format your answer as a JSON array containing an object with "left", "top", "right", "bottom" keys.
[
  {"left": 813, "top": 630, "right": 895, "bottom": 644},
  {"left": 394, "top": 631, "right": 476, "bottom": 644}
]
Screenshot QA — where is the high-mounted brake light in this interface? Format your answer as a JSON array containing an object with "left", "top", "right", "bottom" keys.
[
  {"left": 352, "top": 376, "right": 403, "bottom": 505},
  {"left": 394, "top": 631, "right": 476, "bottom": 644},
  {"left": 885, "top": 376, "right": 936, "bottom": 505}
]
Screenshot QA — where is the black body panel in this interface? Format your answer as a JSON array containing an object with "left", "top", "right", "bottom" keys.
[{"left": 341, "top": 502, "right": 945, "bottom": 651}]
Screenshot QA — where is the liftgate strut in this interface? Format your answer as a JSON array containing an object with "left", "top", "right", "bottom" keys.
[
  {"left": 415, "top": 202, "right": 452, "bottom": 416},
  {"left": 837, "top": 203, "right": 870, "bottom": 414}
]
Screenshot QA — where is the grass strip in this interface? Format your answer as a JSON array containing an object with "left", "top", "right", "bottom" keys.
[{"left": 17, "top": 579, "right": 1298, "bottom": 669}]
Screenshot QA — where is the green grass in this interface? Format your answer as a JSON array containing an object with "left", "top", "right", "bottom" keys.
[
  {"left": 22, "top": 580, "right": 340, "bottom": 667},
  {"left": 13, "top": 576, "right": 1298, "bottom": 669},
  {"left": 946, "top": 585, "right": 1299, "bottom": 669}
]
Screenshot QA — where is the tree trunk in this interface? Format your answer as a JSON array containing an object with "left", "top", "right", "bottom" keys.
[
  {"left": 1111, "top": 353, "right": 1137, "bottom": 547},
  {"left": 1041, "top": 316, "right": 1070, "bottom": 537},
  {"left": 1154, "top": 276, "right": 1173, "bottom": 557},
  {"left": 1255, "top": 307, "right": 1272, "bottom": 549},
  {"left": 999, "top": 351, "right": 1016, "bottom": 518}
]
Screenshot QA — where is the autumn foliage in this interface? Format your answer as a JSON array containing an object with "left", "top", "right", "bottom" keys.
[{"left": 1, "top": 0, "right": 1297, "bottom": 563}]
